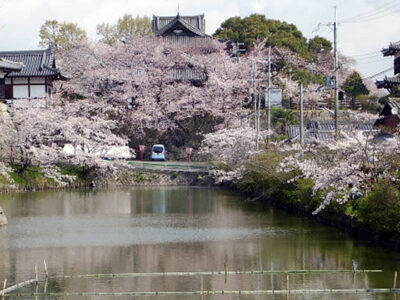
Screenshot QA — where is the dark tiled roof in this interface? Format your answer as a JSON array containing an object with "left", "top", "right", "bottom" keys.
[
  {"left": 0, "top": 47, "right": 61, "bottom": 77},
  {"left": 376, "top": 77, "right": 400, "bottom": 89},
  {"left": 379, "top": 98, "right": 400, "bottom": 117},
  {"left": 153, "top": 14, "right": 205, "bottom": 33},
  {"left": 152, "top": 14, "right": 206, "bottom": 37},
  {"left": 0, "top": 58, "right": 23, "bottom": 72},
  {"left": 382, "top": 41, "right": 400, "bottom": 56}
]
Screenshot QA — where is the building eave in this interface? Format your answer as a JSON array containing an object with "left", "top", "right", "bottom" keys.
[{"left": 382, "top": 41, "right": 400, "bottom": 56}]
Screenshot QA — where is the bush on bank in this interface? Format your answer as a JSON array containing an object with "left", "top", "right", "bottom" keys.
[
  {"left": 238, "top": 148, "right": 400, "bottom": 241},
  {"left": 239, "top": 148, "right": 323, "bottom": 214},
  {"left": 357, "top": 181, "right": 400, "bottom": 235},
  {"left": 4, "top": 164, "right": 91, "bottom": 191}
]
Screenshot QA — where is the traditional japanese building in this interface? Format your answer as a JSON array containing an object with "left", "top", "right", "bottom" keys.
[
  {"left": 0, "top": 47, "right": 63, "bottom": 99},
  {"left": 0, "top": 58, "right": 23, "bottom": 100},
  {"left": 376, "top": 41, "right": 400, "bottom": 95},
  {"left": 152, "top": 14, "right": 208, "bottom": 44},
  {"left": 374, "top": 98, "right": 400, "bottom": 134}
]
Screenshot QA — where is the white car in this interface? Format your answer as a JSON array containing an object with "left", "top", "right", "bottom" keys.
[{"left": 151, "top": 144, "right": 167, "bottom": 161}]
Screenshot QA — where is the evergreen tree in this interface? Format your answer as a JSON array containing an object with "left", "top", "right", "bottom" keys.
[
  {"left": 342, "top": 71, "right": 369, "bottom": 102},
  {"left": 214, "top": 14, "right": 331, "bottom": 59}
]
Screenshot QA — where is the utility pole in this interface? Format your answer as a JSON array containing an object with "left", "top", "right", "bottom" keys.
[
  {"left": 267, "top": 46, "right": 272, "bottom": 144},
  {"left": 333, "top": 6, "right": 339, "bottom": 140},
  {"left": 300, "top": 83, "right": 304, "bottom": 145},
  {"left": 253, "top": 61, "right": 257, "bottom": 131},
  {"left": 256, "top": 93, "right": 260, "bottom": 150},
  {"left": 253, "top": 61, "right": 260, "bottom": 150}
]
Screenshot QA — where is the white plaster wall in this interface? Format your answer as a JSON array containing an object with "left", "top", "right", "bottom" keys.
[
  {"left": 30, "top": 85, "right": 46, "bottom": 98},
  {"left": 13, "top": 78, "right": 28, "bottom": 84},
  {"left": 13, "top": 85, "right": 28, "bottom": 98},
  {"left": 30, "top": 77, "right": 45, "bottom": 84}
]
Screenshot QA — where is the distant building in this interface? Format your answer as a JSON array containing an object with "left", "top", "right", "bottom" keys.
[
  {"left": 376, "top": 41, "right": 400, "bottom": 95},
  {"left": 152, "top": 14, "right": 208, "bottom": 45},
  {"left": 287, "top": 120, "right": 378, "bottom": 143},
  {"left": 0, "top": 47, "right": 63, "bottom": 99}
]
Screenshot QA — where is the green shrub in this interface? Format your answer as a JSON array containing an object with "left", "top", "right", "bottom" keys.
[
  {"left": 240, "top": 149, "right": 292, "bottom": 196},
  {"left": 358, "top": 181, "right": 400, "bottom": 234},
  {"left": 284, "top": 178, "right": 321, "bottom": 212}
]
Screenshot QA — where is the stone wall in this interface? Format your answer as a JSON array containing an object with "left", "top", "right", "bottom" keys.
[{"left": 91, "top": 167, "right": 214, "bottom": 188}]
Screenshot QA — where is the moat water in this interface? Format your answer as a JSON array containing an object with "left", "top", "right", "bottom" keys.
[{"left": 0, "top": 187, "right": 400, "bottom": 299}]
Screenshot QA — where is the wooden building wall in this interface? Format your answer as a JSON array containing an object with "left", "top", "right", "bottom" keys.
[{"left": 5, "top": 77, "right": 52, "bottom": 99}]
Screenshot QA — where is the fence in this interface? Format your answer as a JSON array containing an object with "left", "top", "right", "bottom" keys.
[{"left": 3, "top": 264, "right": 397, "bottom": 298}]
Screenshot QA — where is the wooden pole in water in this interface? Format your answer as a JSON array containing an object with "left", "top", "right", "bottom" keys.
[
  {"left": 9, "top": 288, "right": 400, "bottom": 297},
  {"left": 52, "top": 269, "right": 382, "bottom": 279},
  {"left": 2, "top": 279, "right": 6, "bottom": 295},
  {"left": 44, "top": 260, "right": 48, "bottom": 278},
  {"left": 224, "top": 262, "right": 227, "bottom": 284},
  {"left": 201, "top": 276, "right": 204, "bottom": 300},
  {"left": 286, "top": 274, "right": 289, "bottom": 293},
  {"left": 394, "top": 271, "right": 398, "bottom": 289},
  {"left": 44, "top": 279, "right": 48, "bottom": 294},
  {"left": 0, "top": 279, "right": 36, "bottom": 295},
  {"left": 34, "top": 264, "right": 38, "bottom": 285}
]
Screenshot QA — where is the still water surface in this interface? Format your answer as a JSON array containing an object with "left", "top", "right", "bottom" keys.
[{"left": 0, "top": 187, "right": 400, "bottom": 299}]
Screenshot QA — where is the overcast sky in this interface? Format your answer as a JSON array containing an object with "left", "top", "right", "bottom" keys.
[{"left": 0, "top": 0, "right": 399, "bottom": 78}]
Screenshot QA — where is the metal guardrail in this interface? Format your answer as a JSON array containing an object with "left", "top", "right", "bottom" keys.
[{"left": 128, "top": 161, "right": 211, "bottom": 172}]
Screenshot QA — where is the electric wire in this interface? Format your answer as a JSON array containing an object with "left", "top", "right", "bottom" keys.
[
  {"left": 339, "top": 0, "right": 400, "bottom": 23},
  {"left": 363, "top": 67, "right": 394, "bottom": 79}
]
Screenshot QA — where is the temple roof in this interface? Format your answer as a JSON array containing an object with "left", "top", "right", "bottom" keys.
[
  {"left": 152, "top": 14, "right": 206, "bottom": 37},
  {"left": 382, "top": 41, "right": 400, "bottom": 56},
  {"left": 0, "top": 47, "right": 61, "bottom": 77},
  {"left": 0, "top": 58, "right": 23, "bottom": 73},
  {"left": 376, "top": 74, "right": 400, "bottom": 89}
]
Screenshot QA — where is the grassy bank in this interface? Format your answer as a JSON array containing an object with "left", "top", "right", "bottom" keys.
[
  {"left": 236, "top": 149, "right": 400, "bottom": 251},
  {"left": 0, "top": 164, "right": 93, "bottom": 192}
]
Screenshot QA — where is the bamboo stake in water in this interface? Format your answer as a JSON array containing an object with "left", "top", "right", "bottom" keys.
[
  {"left": 54, "top": 269, "right": 382, "bottom": 280},
  {"left": 2, "top": 279, "right": 6, "bottom": 295},
  {"left": 201, "top": 276, "right": 204, "bottom": 300},
  {"left": 0, "top": 279, "right": 36, "bottom": 295},
  {"left": 394, "top": 271, "right": 398, "bottom": 289},
  {"left": 287, "top": 274, "right": 290, "bottom": 293},
  {"left": 44, "top": 260, "right": 48, "bottom": 278},
  {"left": 224, "top": 262, "right": 227, "bottom": 284},
  {"left": 34, "top": 264, "right": 38, "bottom": 285},
  {"left": 10, "top": 288, "right": 400, "bottom": 297},
  {"left": 44, "top": 279, "right": 48, "bottom": 294}
]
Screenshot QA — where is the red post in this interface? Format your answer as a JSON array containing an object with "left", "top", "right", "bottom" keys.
[
  {"left": 186, "top": 147, "right": 193, "bottom": 165},
  {"left": 139, "top": 145, "right": 146, "bottom": 162}
]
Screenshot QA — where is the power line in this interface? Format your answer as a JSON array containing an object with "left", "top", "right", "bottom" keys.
[
  {"left": 339, "top": 0, "right": 400, "bottom": 23},
  {"left": 347, "top": 51, "right": 381, "bottom": 58},
  {"left": 357, "top": 58, "right": 390, "bottom": 65},
  {"left": 363, "top": 67, "right": 394, "bottom": 79},
  {"left": 355, "top": 54, "right": 385, "bottom": 61},
  {"left": 349, "top": 8, "right": 400, "bottom": 23}
]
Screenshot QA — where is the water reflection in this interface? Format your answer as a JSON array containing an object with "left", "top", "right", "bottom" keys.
[{"left": 0, "top": 187, "right": 399, "bottom": 299}]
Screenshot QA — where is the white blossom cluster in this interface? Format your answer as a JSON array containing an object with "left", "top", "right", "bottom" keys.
[
  {"left": 211, "top": 168, "right": 245, "bottom": 185},
  {"left": 8, "top": 97, "right": 134, "bottom": 166},
  {"left": 199, "top": 126, "right": 271, "bottom": 163},
  {"left": 41, "top": 165, "right": 77, "bottom": 187},
  {"left": 279, "top": 118, "right": 400, "bottom": 214},
  {"left": 0, "top": 162, "right": 14, "bottom": 184}
]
